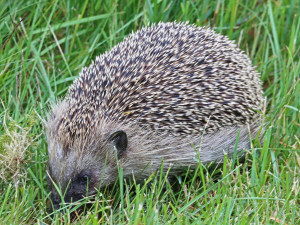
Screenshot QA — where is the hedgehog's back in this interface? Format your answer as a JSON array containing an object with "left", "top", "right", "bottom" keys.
[{"left": 65, "top": 22, "right": 263, "bottom": 137}]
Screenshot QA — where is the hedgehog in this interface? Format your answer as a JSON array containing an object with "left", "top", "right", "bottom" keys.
[{"left": 46, "top": 22, "right": 263, "bottom": 209}]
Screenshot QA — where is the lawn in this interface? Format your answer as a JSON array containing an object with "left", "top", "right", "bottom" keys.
[{"left": 0, "top": 0, "right": 299, "bottom": 224}]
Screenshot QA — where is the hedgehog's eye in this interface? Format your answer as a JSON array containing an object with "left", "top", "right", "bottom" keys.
[{"left": 78, "top": 174, "right": 89, "bottom": 185}]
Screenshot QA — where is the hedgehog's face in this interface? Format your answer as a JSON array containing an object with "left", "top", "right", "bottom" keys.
[{"left": 47, "top": 129, "right": 128, "bottom": 211}]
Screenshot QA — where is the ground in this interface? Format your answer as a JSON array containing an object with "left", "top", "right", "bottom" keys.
[{"left": 0, "top": 0, "right": 299, "bottom": 224}]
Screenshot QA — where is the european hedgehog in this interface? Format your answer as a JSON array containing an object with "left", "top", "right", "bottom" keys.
[{"left": 46, "top": 22, "right": 263, "bottom": 209}]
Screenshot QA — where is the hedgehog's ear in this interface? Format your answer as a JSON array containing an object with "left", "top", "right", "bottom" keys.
[{"left": 108, "top": 130, "right": 128, "bottom": 156}]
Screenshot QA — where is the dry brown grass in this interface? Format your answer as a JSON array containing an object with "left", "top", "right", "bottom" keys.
[{"left": 0, "top": 102, "right": 40, "bottom": 187}]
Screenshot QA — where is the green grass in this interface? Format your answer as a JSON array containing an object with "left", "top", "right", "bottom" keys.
[{"left": 0, "top": 0, "right": 299, "bottom": 224}]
